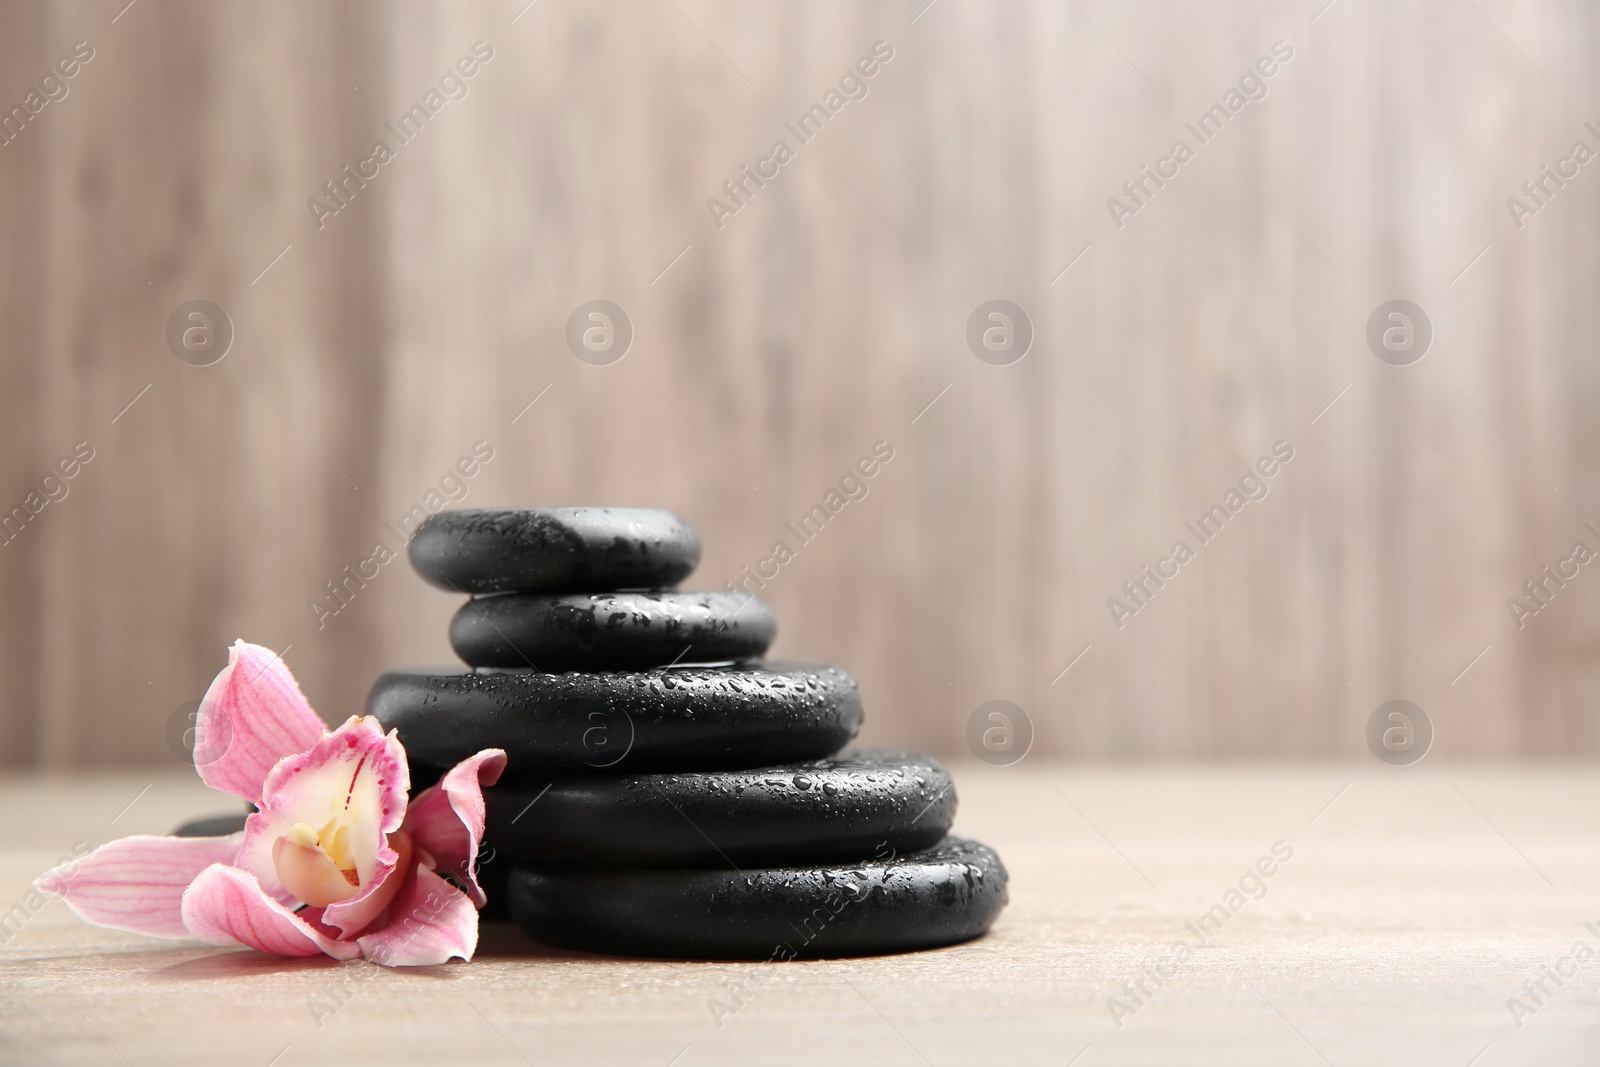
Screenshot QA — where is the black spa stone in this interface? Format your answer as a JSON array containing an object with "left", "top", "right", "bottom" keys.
[
  {"left": 366, "top": 662, "right": 863, "bottom": 773},
  {"left": 172, "top": 812, "right": 249, "bottom": 838},
  {"left": 409, "top": 507, "right": 700, "bottom": 595},
  {"left": 505, "top": 836, "right": 1007, "bottom": 960},
  {"left": 449, "top": 591, "right": 776, "bottom": 671},
  {"left": 484, "top": 750, "right": 955, "bottom": 867},
  {"left": 475, "top": 842, "right": 514, "bottom": 922}
]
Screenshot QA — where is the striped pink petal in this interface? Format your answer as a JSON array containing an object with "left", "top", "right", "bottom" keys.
[
  {"left": 34, "top": 834, "right": 243, "bottom": 939},
  {"left": 180, "top": 864, "right": 361, "bottom": 960},
  {"left": 404, "top": 749, "right": 506, "bottom": 907},
  {"left": 231, "top": 810, "right": 302, "bottom": 908},
  {"left": 195, "top": 641, "right": 326, "bottom": 802},
  {"left": 355, "top": 865, "right": 479, "bottom": 966}
]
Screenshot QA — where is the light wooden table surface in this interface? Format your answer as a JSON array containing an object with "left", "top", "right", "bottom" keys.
[{"left": 1, "top": 763, "right": 1596, "bottom": 1066}]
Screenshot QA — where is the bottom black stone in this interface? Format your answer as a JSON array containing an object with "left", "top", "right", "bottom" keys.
[{"left": 505, "top": 836, "right": 1007, "bottom": 960}]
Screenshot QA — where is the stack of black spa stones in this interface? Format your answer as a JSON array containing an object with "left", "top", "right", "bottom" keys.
[{"left": 368, "top": 508, "right": 1008, "bottom": 959}]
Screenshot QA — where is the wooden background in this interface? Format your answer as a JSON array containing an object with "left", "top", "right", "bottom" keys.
[{"left": 2, "top": 0, "right": 1597, "bottom": 766}]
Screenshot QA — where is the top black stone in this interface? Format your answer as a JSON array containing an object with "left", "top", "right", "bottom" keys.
[{"left": 408, "top": 508, "right": 701, "bottom": 594}]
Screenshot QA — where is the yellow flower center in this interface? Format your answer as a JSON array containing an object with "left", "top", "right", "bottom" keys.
[
  {"left": 272, "top": 822, "right": 413, "bottom": 910},
  {"left": 273, "top": 822, "right": 360, "bottom": 905},
  {"left": 284, "top": 821, "right": 359, "bottom": 883}
]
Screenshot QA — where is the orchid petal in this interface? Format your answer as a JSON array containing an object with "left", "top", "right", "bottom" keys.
[
  {"left": 194, "top": 641, "right": 325, "bottom": 801},
  {"left": 180, "top": 864, "right": 361, "bottom": 960},
  {"left": 232, "top": 811, "right": 305, "bottom": 908},
  {"left": 404, "top": 749, "right": 506, "bottom": 908},
  {"left": 355, "top": 865, "right": 478, "bottom": 967},
  {"left": 234, "top": 716, "right": 409, "bottom": 909},
  {"left": 34, "top": 834, "right": 242, "bottom": 939}
]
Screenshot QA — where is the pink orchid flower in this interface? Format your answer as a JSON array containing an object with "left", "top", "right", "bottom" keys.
[{"left": 35, "top": 640, "right": 506, "bottom": 966}]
